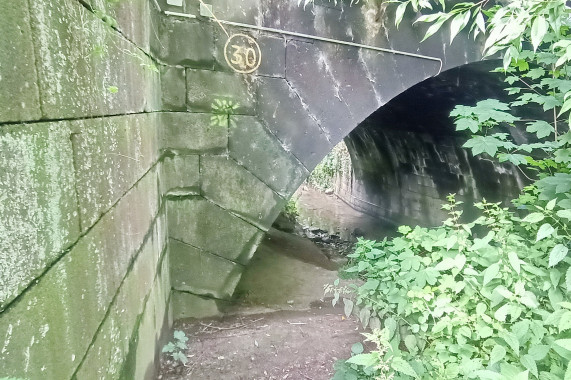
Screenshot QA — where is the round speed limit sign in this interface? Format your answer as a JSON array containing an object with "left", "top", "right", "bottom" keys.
[{"left": 224, "top": 34, "right": 262, "bottom": 74}]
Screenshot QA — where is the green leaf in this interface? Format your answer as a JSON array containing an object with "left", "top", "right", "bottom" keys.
[
  {"left": 450, "top": 11, "right": 471, "bottom": 43},
  {"left": 531, "top": 17, "right": 549, "bottom": 52},
  {"left": 484, "top": 263, "right": 501, "bottom": 286},
  {"left": 395, "top": 1, "right": 408, "bottom": 28},
  {"left": 520, "top": 355, "right": 537, "bottom": 378},
  {"left": 346, "top": 353, "right": 377, "bottom": 367},
  {"left": 549, "top": 244, "right": 569, "bottom": 267},
  {"left": 536, "top": 223, "right": 555, "bottom": 242},
  {"left": 351, "top": 342, "right": 364, "bottom": 355},
  {"left": 475, "top": 11, "right": 485, "bottom": 32},
  {"left": 490, "top": 345, "right": 506, "bottom": 365},
  {"left": 527, "top": 345, "right": 550, "bottom": 361},
  {"left": 565, "top": 361, "right": 571, "bottom": 380},
  {"left": 559, "top": 311, "right": 571, "bottom": 332},
  {"left": 472, "top": 369, "right": 505, "bottom": 380},
  {"left": 456, "top": 117, "right": 480, "bottom": 133},
  {"left": 526, "top": 120, "right": 554, "bottom": 139},
  {"left": 391, "top": 357, "right": 419, "bottom": 378},
  {"left": 464, "top": 136, "right": 505, "bottom": 157},
  {"left": 557, "top": 209, "right": 571, "bottom": 220},
  {"left": 343, "top": 298, "right": 354, "bottom": 318},
  {"left": 522, "top": 212, "right": 545, "bottom": 223},
  {"left": 435, "top": 257, "right": 457, "bottom": 271},
  {"left": 567, "top": 267, "right": 571, "bottom": 291},
  {"left": 404, "top": 335, "right": 417, "bottom": 352},
  {"left": 501, "top": 331, "right": 520, "bottom": 356},
  {"left": 555, "top": 339, "right": 571, "bottom": 351},
  {"left": 421, "top": 16, "right": 449, "bottom": 42},
  {"left": 508, "top": 251, "right": 521, "bottom": 274},
  {"left": 174, "top": 330, "right": 187, "bottom": 341},
  {"left": 162, "top": 342, "right": 175, "bottom": 353}
]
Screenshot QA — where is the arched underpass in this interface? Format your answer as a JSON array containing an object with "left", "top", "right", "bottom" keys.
[{"left": 0, "top": 0, "right": 530, "bottom": 379}]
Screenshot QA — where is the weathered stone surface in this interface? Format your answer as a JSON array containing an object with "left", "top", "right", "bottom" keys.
[
  {"left": 150, "top": 15, "right": 215, "bottom": 68},
  {"left": 188, "top": 0, "right": 261, "bottom": 24},
  {"left": 160, "top": 112, "right": 227, "bottom": 153},
  {"left": 71, "top": 114, "right": 159, "bottom": 232},
  {"left": 167, "top": 197, "right": 263, "bottom": 264},
  {"left": 29, "top": 0, "right": 159, "bottom": 119},
  {"left": 256, "top": 34, "right": 287, "bottom": 78},
  {"left": 0, "top": 121, "right": 80, "bottom": 308},
  {"left": 201, "top": 155, "right": 285, "bottom": 229},
  {"left": 170, "top": 239, "right": 243, "bottom": 299},
  {"left": 129, "top": 255, "right": 172, "bottom": 380},
  {"left": 0, "top": 168, "right": 160, "bottom": 380},
  {"left": 90, "top": 0, "right": 151, "bottom": 52},
  {"left": 256, "top": 76, "right": 333, "bottom": 170},
  {"left": 171, "top": 290, "right": 227, "bottom": 320},
  {"left": 74, "top": 211, "right": 168, "bottom": 379},
  {"left": 0, "top": 2, "right": 41, "bottom": 123},
  {"left": 161, "top": 66, "right": 187, "bottom": 111},
  {"left": 186, "top": 69, "right": 256, "bottom": 114},
  {"left": 229, "top": 115, "right": 308, "bottom": 197},
  {"left": 161, "top": 155, "right": 200, "bottom": 195}
]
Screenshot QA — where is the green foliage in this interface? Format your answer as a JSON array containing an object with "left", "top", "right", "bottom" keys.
[
  {"left": 333, "top": 193, "right": 570, "bottom": 379},
  {"left": 307, "top": 142, "right": 350, "bottom": 190},
  {"left": 283, "top": 197, "right": 300, "bottom": 221},
  {"left": 162, "top": 330, "right": 189, "bottom": 365}
]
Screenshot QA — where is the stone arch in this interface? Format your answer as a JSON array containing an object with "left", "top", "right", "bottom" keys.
[{"left": 160, "top": 0, "right": 487, "bottom": 318}]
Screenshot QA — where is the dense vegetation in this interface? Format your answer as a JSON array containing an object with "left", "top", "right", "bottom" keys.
[{"left": 311, "top": 0, "right": 571, "bottom": 378}]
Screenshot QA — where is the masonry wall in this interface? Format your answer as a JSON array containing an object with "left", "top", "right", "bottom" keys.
[{"left": 0, "top": 1, "right": 170, "bottom": 378}]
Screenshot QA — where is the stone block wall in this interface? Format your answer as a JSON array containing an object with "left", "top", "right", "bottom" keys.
[{"left": 0, "top": 0, "right": 169, "bottom": 379}]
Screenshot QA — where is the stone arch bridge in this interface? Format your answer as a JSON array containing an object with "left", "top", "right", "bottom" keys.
[{"left": 0, "top": 0, "right": 514, "bottom": 378}]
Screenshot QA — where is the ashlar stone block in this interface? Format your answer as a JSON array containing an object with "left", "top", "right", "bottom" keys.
[
  {"left": 160, "top": 112, "right": 228, "bottom": 153},
  {"left": 229, "top": 115, "right": 308, "bottom": 197},
  {"left": 0, "top": 121, "right": 79, "bottom": 308},
  {"left": 186, "top": 69, "right": 256, "bottom": 115},
  {"left": 169, "top": 239, "right": 243, "bottom": 300},
  {"left": 167, "top": 197, "right": 263, "bottom": 264},
  {"left": 200, "top": 155, "right": 285, "bottom": 229},
  {"left": 0, "top": 2, "right": 41, "bottom": 122}
]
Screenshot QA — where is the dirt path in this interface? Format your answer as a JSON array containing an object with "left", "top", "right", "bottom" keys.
[
  {"left": 157, "top": 190, "right": 385, "bottom": 380},
  {"left": 158, "top": 305, "right": 363, "bottom": 380}
]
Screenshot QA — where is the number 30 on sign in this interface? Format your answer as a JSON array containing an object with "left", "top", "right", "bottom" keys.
[{"left": 224, "top": 34, "right": 262, "bottom": 74}]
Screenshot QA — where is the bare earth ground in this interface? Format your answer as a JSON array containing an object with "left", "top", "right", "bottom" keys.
[
  {"left": 158, "top": 305, "right": 363, "bottom": 380},
  {"left": 157, "top": 228, "right": 365, "bottom": 380}
]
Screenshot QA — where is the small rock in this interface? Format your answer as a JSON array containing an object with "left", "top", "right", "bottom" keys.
[
  {"left": 287, "top": 300, "right": 294, "bottom": 305},
  {"left": 324, "top": 188, "right": 334, "bottom": 195}
]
